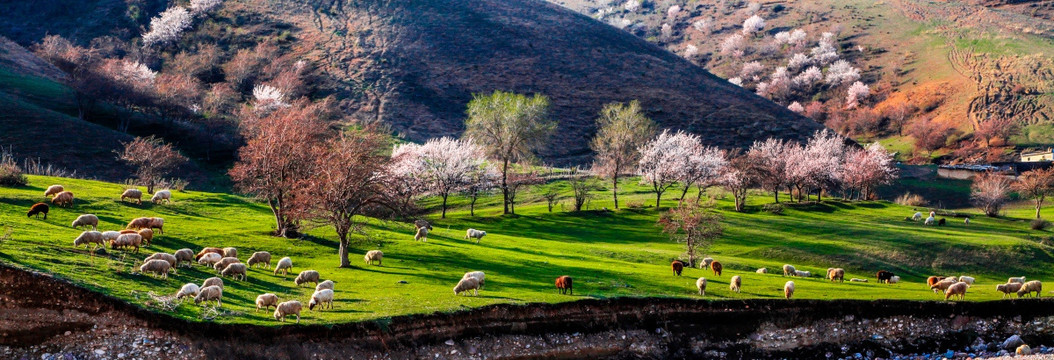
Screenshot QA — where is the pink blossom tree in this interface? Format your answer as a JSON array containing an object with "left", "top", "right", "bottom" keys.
[
  {"left": 747, "top": 138, "right": 791, "bottom": 202},
  {"left": 413, "top": 137, "right": 488, "bottom": 218},
  {"left": 676, "top": 143, "right": 727, "bottom": 202},
  {"left": 388, "top": 142, "right": 430, "bottom": 214},
  {"left": 637, "top": 130, "right": 691, "bottom": 207},
  {"left": 462, "top": 164, "right": 500, "bottom": 216},
  {"left": 840, "top": 143, "right": 897, "bottom": 200},
  {"left": 846, "top": 81, "right": 870, "bottom": 109},
  {"left": 803, "top": 129, "right": 847, "bottom": 201}
]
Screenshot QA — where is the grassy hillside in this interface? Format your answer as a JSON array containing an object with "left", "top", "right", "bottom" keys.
[{"left": 1, "top": 175, "right": 1053, "bottom": 326}]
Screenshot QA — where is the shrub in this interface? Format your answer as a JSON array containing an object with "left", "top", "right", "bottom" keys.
[
  {"left": 763, "top": 203, "right": 784, "bottom": 215},
  {"left": 0, "top": 149, "right": 27, "bottom": 187},
  {"left": 1031, "top": 219, "right": 1049, "bottom": 230},
  {"left": 895, "top": 193, "right": 927, "bottom": 207},
  {"left": 626, "top": 201, "right": 645, "bottom": 209}
]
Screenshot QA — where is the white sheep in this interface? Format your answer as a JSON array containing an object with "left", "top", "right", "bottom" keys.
[
  {"left": 699, "top": 257, "right": 714, "bottom": 269},
  {"left": 274, "top": 300, "right": 302, "bottom": 323},
  {"left": 100, "top": 231, "right": 121, "bottom": 242},
  {"left": 784, "top": 281, "right": 795, "bottom": 299},
  {"left": 849, "top": 278, "right": 868, "bottom": 282},
  {"left": 964, "top": 217, "right": 970, "bottom": 225},
  {"left": 454, "top": 277, "right": 480, "bottom": 296},
  {"left": 44, "top": 185, "right": 64, "bottom": 197},
  {"left": 696, "top": 277, "right": 707, "bottom": 296},
  {"left": 222, "top": 247, "right": 237, "bottom": 259},
  {"left": 730, "top": 275, "right": 742, "bottom": 293},
  {"left": 52, "top": 191, "right": 74, "bottom": 207},
  {"left": 889, "top": 276, "right": 900, "bottom": 284},
  {"left": 1008, "top": 276, "right": 1026, "bottom": 284},
  {"left": 414, "top": 227, "right": 429, "bottom": 242},
  {"left": 958, "top": 276, "right": 975, "bottom": 285},
  {"left": 198, "top": 253, "right": 222, "bottom": 267},
  {"left": 931, "top": 278, "right": 957, "bottom": 293},
  {"left": 256, "top": 293, "right": 279, "bottom": 312},
  {"left": 201, "top": 277, "right": 224, "bottom": 290},
  {"left": 195, "top": 285, "right": 223, "bottom": 307},
  {"left": 794, "top": 270, "right": 811, "bottom": 278},
  {"left": 945, "top": 282, "right": 970, "bottom": 301},
  {"left": 756, "top": 268, "right": 768, "bottom": 274},
  {"left": 174, "top": 249, "right": 194, "bottom": 267},
  {"left": 924, "top": 216, "right": 935, "bottom": 225},
  {"left": 912, "top": 212, "right": 922, "bottom": 221},
  {"left": 309, "top": 289, "right": 334, "bottom": 311},
  {"left": 151, "top": 189, "right": 172, "bottom": 204},
  {"left": 274, "top": 257, "right": 293, "bottom": 276},
  {"left": 295, "top": 270, "right": 320, "bottom": 287},
  {"left": 73, "top": 231, "right": 104, "bottom": 249},
  {"left": 465, "top": 229, "right": 486, "bottom": 244},
  {"left": 996, "top": 283, "right": 1023, "bottom": 298},
  {"left": 221, "top": 263, "right": 248, "bottom": 281},
  {"left": 1018, "top": 280, "right": 1042, "bottom": 298},
  {"left": 121, "top": 188, "right": 143, "bottom": 204},
  {"left": 175, "top": 283, "right": 200, "bottom": 300},
  {"left": 139, "top": 259, "right": 172, "bottom": 279},
  {"left": 145, "top": 252, "right": 178, "bottom": 267},
  {"left": 315, "top": 280, "right": 335, "bottom": 292},
  {"left": 462, "top": 271, "right": 486, "bottom": 289},
  {"left": 247, "top": 251, "right": 271, "bottom": 268},
  {"left": 71, "top": 214, "right": 98, "bottom": 230},
  {"left": 782, "top": 264, "right": 796, "bottom": 276},
  {"left": 364, "top": 250, "right": 383, "bottom": 266},
  {"left": 213, "top": 257, "right": 240, "bottom": 272}
]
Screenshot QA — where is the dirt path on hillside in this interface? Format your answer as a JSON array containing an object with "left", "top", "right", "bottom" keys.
[{"left": 4, "top": 264, "right": 1054, "bottom": 359}]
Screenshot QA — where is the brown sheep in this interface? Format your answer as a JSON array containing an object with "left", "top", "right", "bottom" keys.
[
  {"left": 195, "top": 247, "right": 224, "bottom": 260},
  {"left": 44, "top": 185, "right": 64, "bottom": 197},
  {"left": 711, "top": 261, "right": 723, "bottom": 277},
  {"left": 671, "top": 260, "right": 685, "bottom": 276},
  {"left": 926, "top": 276, "right": 946, "bottom": 287},
  {"left": 173, "top": 248, "right": 194, "bottom": 267},
  {"left": 945, "top": 282, "right": 969, "bottom": 301},
  {"left": 121, "top": 189, "right": 143, "bottom": 204},
  {"left": 27, "top": 203, "right": 49, "bottom": 219},
  {"left": 247, "top": 251, "right": 272, "bottom": 268},
  {"left": 828, "top": 268, "right": 845, "bottom": 283},
  {"left": 1018, "top": 280, "right": 1042, "bottom": 298},
  {"left": 52, "top": 191, "right": 74, "bottom": 207},
  {"left": 556, "top": 276, "right": 573, "bottom": 295},
  {"left": 138, "top": 229, "right": 154, "bottom": 245},
  {"left": 119, "top": 229, "right": 137, "bottom": 234},
  {"left": 127, "top": 217, "right": 152, "bottom": 230},
  {"left": 221, "top": 263, "right": 248, "bottom": 281},
  {"left": 996, "top": 283, "right": 1023, "bottom": 298},
  {"left": 930, "top": 278, "right": 957, "bottom": 294},
  {"left": 195, "top": 286, "right": 223, "bottom": 307},
  {"left": 876, "top": 270, "right": 894, "bottom": 284}
]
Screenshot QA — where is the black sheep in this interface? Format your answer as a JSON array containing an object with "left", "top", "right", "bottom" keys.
[
  {"left": 876, "top": 270, "right": 895, "bottom": 284},
  {"left": 26, "top": 203, "right": 49, "bottom": 219},
  {"left": 938, "top": 218, "right": 946, "bottom": 226}
]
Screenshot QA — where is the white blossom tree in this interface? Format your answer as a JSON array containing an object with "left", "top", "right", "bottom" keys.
[
  {"left": 846, "top": 81, "right": 870, "bottom": 109},
  {"left": 676, "top": 144, "right": 727, "bottom": 201},
  {"left": 803, "top": 130, "right": 846, "bottom": 201},
  {"left": 825, "top": 60, "right": 861, "bottom": 86},
  {"left": 413, "top": 137, "right": 489, "bottom": 218},
  {"left": 667, "top": 5, "right": 681, "bottom": 18},
  {"left": 252, "top": 84, "right": 288, "bottom": 113},
  {"left": 740, "top": 61, "right": 765, "bottom": 80},
  {"left": 747, "top": 138, "right": 791, "bottom": 202},
  {"left": 788, "top": 102, "right": 805, "bottom": 113},
  {"left": 142, "top": 7, "right": 193, "bottom": 47},
  {"left": 788, "top": 53, "right": 811, "bottom": 70},
  {"left": 720, "top": 34, "right": 746, "bottom": 57},
  {"left": 189, "top": 0, "right": 223, "bottom": 15},
  {"left": 728, "top": 77, "right": 744, "bottom": 86},
  {"left": 684, "top": 44, "right": 699, "bottom": 58},
  {"left": 840, "top": 143, "right": 897, "bottom": 200},
  {"left": 692, "top": 19, "right": 711, "bottom": 33},
  {"left": 388, "top": 142, "right": 430, "bottom": 213},
  {"left": 742, "top": 15, "right": 766, "bottom": 35},
  {"left": 624, "top": 0, "right": 641, "bottom": 12},
  {"left": 637, "top": 130, "right": 694, "bottom": 207},
  {"left": 793, "top": 66, "right": 823, "bottom": 90}
]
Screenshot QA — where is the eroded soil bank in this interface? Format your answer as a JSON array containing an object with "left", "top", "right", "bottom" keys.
[{"left": 2, "top": 264, "right": 1053, "bottom": 359}]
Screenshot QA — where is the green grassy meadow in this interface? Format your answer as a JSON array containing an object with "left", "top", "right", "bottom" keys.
[{"left": 1, "top": 175, "right": 1053, "bottom": 326}]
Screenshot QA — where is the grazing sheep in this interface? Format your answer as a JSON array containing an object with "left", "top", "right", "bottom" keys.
[
  {"left": 127, "top": 217, "right": 153, "bottom": 230},
  {"left": 309, "top": 289, "right": 335, "bottom": 310},
  {"left": 221, "top": 263, "right": 248, "bottom": 281},
  {"left": 454, "top": 277, "right": 481, "bottom": 296},
  {"left": 828, "top": 268, "right": 845, "bottom": 283},
  {"left": 927, "top": 276, "right": 946, "bottom": 287},
  {"left": 175, "top": 283, "right": 200, "bottom": 300},
  {"left": 73, "top": 231, "right": 104, "bottom": 249},
  {"left": 711, "top": 261, "right": 723, "bottom": 277},
  {"left": 782, "top": 264, "right": 796, "bottom": 277},
  {"left": 958, "top": 276, "right": 975, "bottom": 285},
  {"left": 151, "top": 190, "right": 172, "bottom": 204},
  {"left": 119, "top": 229, "right": 137, "bottom": 234},
  {"left": 145, "top": 252, "right": 178, "bottom": 267},
  {"left": 121, "top": 189, "right": 143, "bottom": 204},
  {"left": 730, "top": 275, "right": 742, "bottom": 293},
  {"left": 945, "top": 282, "right": 970, "bottom": 301},
  {"left": 849, "top": 278, "right": 868, "bottom": 282},
  {"left": 930, "top": 211, "right": 936, "bottom": 218},
  {"left": 247, "top": 251, "right": 271, "bottom": 268},
  {"left": 671, "top": 260, "right": 685, "bottom": 276},
  {"left": 273, "top": 301, "right": 302, "bottom": 323},
  {"left": 696, "top": 277, "right": 707, "bottom": 296},
  {"left": 414, "top": 219, "right": 432, "bottom": 231},
  {"left": 197, "top": 253, "right": 222, "bottom": 267},
  {"left": 794, "top": 270, "right": 811, "bottom": 278},
  {"left": 1018, "top": 280, "right": 1042, "bottom": 298},
  {"left": 924, "top": 216, "right": 935, "bottom": 225},
  {"left": 699, "top": 257, "right": 714, "bottom": 270},
  {"left": 414, "top": 227, "right": 429, "bottom": 242},
  {"left": 173, "top": 249, "right": 194, "bottom": 267},
  {"left": 201, "top": 277, "right": 223, "bottom": 290},
  {"left": 100, "top": 230, "right": 120, "bottom": 242},
  {"left": 137, "top": 229, "right": 154, "bottom": 245},
  {"left": 364, "top": 250, "right": 383, "bottom": 266},
  {"left": 964, "top": 217, "right": 970, "bottom": 225},
  {"left": 315, "top": 280, "right": 335, "bottom": 292},
  {"left": 930, "top": 278, "right": 957, "bottom": 294},
  {"left": 784, "top": 281, "right": 795, "bottom": 299},
  {"left": 44, "top": 185, "right": 64, "bottom": 197},
  {"left": 889, "top": 276, "right": 900, "bottom": 284},
  {"left": 222, "top": 247, "right": 237, "bottom": 258},
  {"left": 295, "top": 270, "right": 320, "bottom": 287},
  {"left": 52, "top": 191, "right": 74, "bottom": 207},
  {"left": 876, "top": 270, "right": 895, "bottom": 284},
  {"left": 912, "top": 212, "right": 922, "bottom": 221},
  {"left": 1008, "top": 276, "right": 1026, "bottom": 284},
  {"left": 756, "top": 268, "right": 768, "bottom": 274},
  {"left": 996, "top": 283, "right": 1023, "bottom": 298},
  {"left": 213, "top": 257, "right": 240, "bottom": 272},
  {"left": 139, "top": 259, "right": 172, "bottom": 279},
  {"left": 195, "top": 247, "right": 224, "bottom": 260},
  {"left": 274, "top": 257, "right": 293, "bottom": 276},
  {"left": 194, "top": 285, "right": 223, "bottom": 307},
  {"left": 112, "top": 233, "right": 143, "bottom": 253},
  {"left": 71, "top": 214, "right": 98, "bottom": 230},
  {"left": 148, "top": 217, "right": 164, "bottom": 234},
  {"left": 256, "top": 293, "right": 279, "bottom": 312},
  {"left": 937, "top": 218, "right": 946, "bottom": 226},
  {"left": 465, "top": 228, "right": 486, "bottom": 244},
  {"left": 462, "top": 271, "right": 485, "bottom": 289},
  {"left": 27, "top": 203, "right": 49, "bottom": 219},
  {"left": 556, "top": 276, "right": 573, "bottom": 295},
  {"left": 1018, "top": 345, "right": 1032, "bottom": 356}
]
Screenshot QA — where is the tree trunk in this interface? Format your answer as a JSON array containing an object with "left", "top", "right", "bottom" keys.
[
  {"left": 441, "top": 193, "right": 449, "bottom": 219},
  {"left": 774, "top": 190, "right": 779, "bottom": 203},
  {"left": 501, "top": 159, "right": 510, "bottom": 214},
  {"left": 470, "top": 195, "right": 477, "bottom": 216},
  {"left": 1036, "top": 196, "right": 1044, "bottom": 219},
  {"left": 679, "top": 184, "right": 691, "bottom": 203},
  {"left": 268, "top": 199, "right": 285, "bottom": 237},
  {"left": 338, "top": 232, "right": 350, "bottom": 268},
  {"left": 656, "top": 191, "right": 662, "bottom": 208},
  {"left": 612, "top": 176, "right": 620, "bottom": 210}
]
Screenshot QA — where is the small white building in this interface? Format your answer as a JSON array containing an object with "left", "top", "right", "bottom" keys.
[{"left": 1021, "top": 148, "right": 1054, "bottom": 162}]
